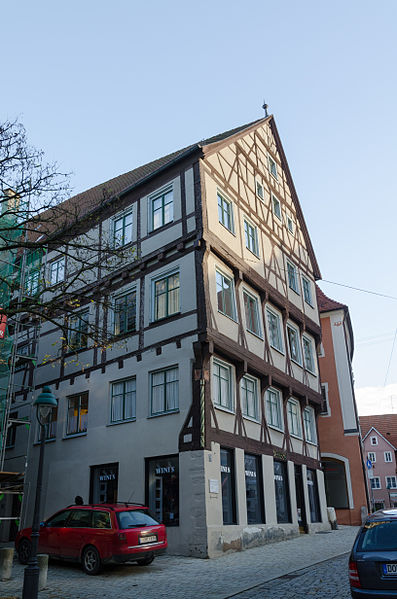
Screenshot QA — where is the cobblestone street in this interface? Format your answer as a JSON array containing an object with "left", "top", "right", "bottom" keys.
[{"left": 1, "top": 527, "right": 358, "bottom": 599}]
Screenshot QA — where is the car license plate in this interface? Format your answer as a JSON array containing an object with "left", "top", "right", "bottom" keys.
[
  {"left": 139, "top": 535, "right": 157, "bottom": 544},
  {"left": 383, "top": 563, "right": 397, "bottom": 575}
]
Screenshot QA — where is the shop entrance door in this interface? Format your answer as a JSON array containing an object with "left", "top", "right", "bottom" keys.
[
  {"left": 90, "top": 463, "right": 119, "bottom": 504},
  {"left": 295, "top": 465, "right": 308, "bottom": 533}
]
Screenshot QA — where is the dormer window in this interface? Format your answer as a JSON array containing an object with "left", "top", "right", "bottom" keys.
[{"left": 371, "top": 436, "right": 378, "bottom": 446}]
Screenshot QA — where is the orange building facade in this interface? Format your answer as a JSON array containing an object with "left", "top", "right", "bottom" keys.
[{"left": 316, "top": 287, "right": 369, "bottom": 525}]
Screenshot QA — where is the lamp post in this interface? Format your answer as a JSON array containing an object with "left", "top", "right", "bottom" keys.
[{"left": 22, "top": 386, "right": 57, "bottom": 599}]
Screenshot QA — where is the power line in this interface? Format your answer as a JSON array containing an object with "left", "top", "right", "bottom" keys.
[
  {"left": 321, "top": 279, "right": 397, "bottom": 301},
  {"left": 384, "top": 328, "right": 397, "bottom": 387}
]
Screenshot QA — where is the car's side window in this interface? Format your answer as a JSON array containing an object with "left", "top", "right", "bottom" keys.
[
  {"left": 46, "top": 510, "right": 71, "bottom": 527},
  {"left": 93, "top": 511, "right": 112, "bottom": 529},
  {"left": 67, "top": 509, "right": 93, "bottom": 528}
]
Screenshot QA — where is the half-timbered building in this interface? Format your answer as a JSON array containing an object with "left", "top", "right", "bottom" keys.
[{"left": 4, "top": 115, "right": 330, "bottom": 555}]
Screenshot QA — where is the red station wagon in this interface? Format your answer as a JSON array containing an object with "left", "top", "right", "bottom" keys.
[{"left": 15, "top": 503, "right": 167, "bottom": 574}]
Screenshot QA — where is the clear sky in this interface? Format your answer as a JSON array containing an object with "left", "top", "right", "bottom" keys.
[{"left": 3, "top": 0, "right": 397, "bottom": 415}]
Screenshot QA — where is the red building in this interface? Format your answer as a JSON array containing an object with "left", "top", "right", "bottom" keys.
[{"left": 316, "top": 287, "right": 369, "bottom": 525}]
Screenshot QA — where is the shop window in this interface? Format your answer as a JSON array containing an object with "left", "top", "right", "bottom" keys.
[
  {"left": 307, "top": 469, "right": 321, "bottom": 523},
  {"left": 146, "top": 455, "right": 179, "bottom": 527},
  {"left": 322, "top": 459, "right": 349, "bottom": 509},
  {"left": 90, "top": 463, "right": 118, "bottom": 504},
  {"left": 274, "top": 460, "right": 291, "bottom": 523},
  {"left": 220, "top": 448, "right": 236, "bottom": 525},
  {"left": 245, "top": 454, "right": 264, "bottom": 524}
]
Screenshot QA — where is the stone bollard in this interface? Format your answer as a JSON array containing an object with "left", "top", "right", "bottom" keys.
[
  {"left": 327, "top": 506, "right": 338, "bottom": 530},
  {"left": 37, "top": 553, "right": 49, "bottom": 590},
  {"left": 0, "top": 546, "right": 14, "bottom": 581}
]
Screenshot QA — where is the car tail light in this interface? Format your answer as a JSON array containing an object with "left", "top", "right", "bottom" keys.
[
  {"left": 118, "top": 533, "right": 127, "bottom": 541},
  {"left": 349, "top": 559, "right": 361, "bottom": 588}
]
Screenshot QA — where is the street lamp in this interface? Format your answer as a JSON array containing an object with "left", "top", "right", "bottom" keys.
[{"left": 22, "top": 385, "right": 57, "bottom": 599}]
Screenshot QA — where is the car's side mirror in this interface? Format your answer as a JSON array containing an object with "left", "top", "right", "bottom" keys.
[{"left": 40, "top": 521, "right": 46, "bottom": 527}]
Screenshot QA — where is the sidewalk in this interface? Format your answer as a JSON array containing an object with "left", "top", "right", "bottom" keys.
[{"left": 1, "top": 526, "right": 359, "bottom": 599}]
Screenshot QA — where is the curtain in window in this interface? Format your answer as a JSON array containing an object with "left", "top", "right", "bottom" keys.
[
  {"left": 167, "top": 274, "right": 179, "bottom": 315},
  {"left": 165, "top": 368, "right": 178, "bottom": 411}
]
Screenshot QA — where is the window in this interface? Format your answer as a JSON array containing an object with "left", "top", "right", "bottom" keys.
[
  {"left": 303, "top": 406, "right": 316, "bottom": 443},
  {"left": 68, "top": 509, "right": 93, "bottom": 528},
  {"left": 220, "top": 448, "right": 236, "bottom": 524},
  {"left": 302, "top": 336, "right": 316, "bottom": 374},
  {"left": 25, "top": 270, "right": 40, "bottom": 296},
  {"left": 147, "top": 455, "right": 179, "bottom": 526},
  {"left": 113, "top": 210, "right": 132, "bottom": 247},
  {"left": 150, "top": 367, "right": 179, "bottom": 415},
  {"left": 6, "top": 411, "right": 17, "bottom": 448},
  {"left": 150, "top": 188, "right": 173, "bottom": 231},
  {"left": 287, "top": 324, "right": 302, "bottom": 365},
  {"left": 266, "top": 308, "right": 283, "bottom": 352},
  {"left": 287, "top": 216, "right": 294, "bottom": 233},
  {"left": 371, "top": 477, "right": 381, "bottom": 489},
  {"left": 217, "top": 192, "right": 234, "bottom": 232},
  {"left": 268, "top": 156, "right": 278, "bottom": 180},
  {"left": 274, "top": 460, "right": 291, "bottom": 523},
  {"left": 43, "top": 406, "right": 57, "bottom": 440},
  {"left": 93, "top": 511, "right": 111, "bottom": 529},
  {"left": 49, "top": 257, "right": 65, "bottom": 286},
  {"left": 213, "top": 359, "right": 233, "bottom": 411},
  {"left": 371, "top": 436, "right": 378, "bottom": 446},
  {"left": 385, "top": 451, "right": 392, "bottom": 463},
  {"left": 272, "top": 194, "right": 282, "bottom": 220},
  {"left": 322, "top": 459, "right": 349, "bottom": 509},
  {"left": 153, "top": 272, "right": 180, "bottom": 321},
  {"left": 386, "top": 476, "right": 397, "bottom": 489},
  {"left": 368, "top": 452, "right": 376, "bottom": 463},
  {"left": 245, "top": 454, "right": 264, "bottom": 524},
  {"left": 216, "top": 270, "right": 236, "bottom": 320},
  {"left": 266, "top": 387, "right": 283, "bottom": 430},
  {"left": 114, "top": 289, "right": 136, "bottom": 335},
  {"left": 320, "top": 383, "right": 330, "bottom": 416},
  {"left": 256, "top": 180, "right": 264, "bottom": 200},
  {"left": 287, "top": 398, "right": 302, "bottom": 438},
  {"left": 66, "top": 393, "right": 88, "bottom": 436},
  {"left": 302, "top": 277, "right": 313, "bottom": 306},
  {"left": 68, "top": 310, "right": 89, "bottom": 350},
  {"left": 286, "top": 261, "right": 299, "bottom": 294},
  {"left": 244, "top": 219, "right": 259, "bottom": 256},
  {"left": 243, "top": 291, "right": 261, "bottom": 337},
  {"left": 240, "top": 375, "right": 258, "bottom": 420},
  {"left": 111, "top": 378, "right": 136, "bottom": 423}
]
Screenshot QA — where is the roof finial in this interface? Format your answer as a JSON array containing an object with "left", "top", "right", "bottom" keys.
[{"left": 262, "top": 100, "right": 269, "bottom": 117}]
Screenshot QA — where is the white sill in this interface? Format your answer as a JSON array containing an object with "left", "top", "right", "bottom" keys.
[
  {"left": 247, "top": 329, "right": 263, "bottom": 341},
  {"left": 218, "top": 221, "right": 236, "bottom": 236},
  {"left": 214, "top": 404, "right": 235, "bottom": 415},
  {"left": 290, "top": 433, "right": 303, "bottom": 441},
  {"left": 305, "top": 368, "right": 317, "bottom": 377},
  {"left": 246, "top": 246, "right": 260, "bottom": 259},
  {"left": 290, "top": 357, "right": 303, "bottom": 368},
  {"left": 243, "top": 414, "right": 260, "bottom": 424},
  {"left": 289, "top": 286, "right": 300, "bottom": 296},
  {"left": 217, "top": 309, "right": 238, "bottom": 324},
  {"left": 269, "top": 344, "right": 285, "bottom": 356},
  {"left": 306, "top": 440, "right": 318, "bottom": 447},
  {"left": 304, "top": 299, "right": 314, "bottom": 309},
  {"left": 62, "top": 432, "right": 87, "bottom": 440},
  {"left": 107, "top": 419, "right": 136, "bottom": 427},
  {"left": 268, "top": 424, "right": 284, "bottom": 434},
  {"left": 147, "top": 409, "right": 179, "bottom": 419}
]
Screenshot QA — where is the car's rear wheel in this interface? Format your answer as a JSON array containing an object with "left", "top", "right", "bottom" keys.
[
  {"left": 136, "top": 553, "right": 154, "bottom": 566},
  {"left": 82, "top": 545, "right": 102, "bottom": 575},
  {"left": 17, "top": 538, "right": 32, "bottom": 564}
]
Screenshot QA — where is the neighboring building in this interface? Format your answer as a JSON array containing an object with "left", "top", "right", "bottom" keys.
[
  {"left": 3, "top": 115, "right": 331, "bottom": 555},
  {"left": 360, "top": 416, "right": 397, "bottom": 510},
  {"left": 316, "top": 287, "right": 369, "bottom": 525}
]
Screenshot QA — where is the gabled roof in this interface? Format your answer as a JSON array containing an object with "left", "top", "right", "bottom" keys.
[
  {"left": 316, "top": 285, "right": 347, "bottom": 313},
  {"left": 360, "top": 415, "right": 397, "bottom": 450}
]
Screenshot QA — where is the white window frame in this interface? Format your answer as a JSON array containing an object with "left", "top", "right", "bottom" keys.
[
  {"left": 287, "top": 398, "right": 302, "bottom": 439},
  {"left": 265, "top": 387, "right": 284, "bottom": 431},
  {"left": 150, "top": 366, "right": 179, "bottom": 416},
  {"left": 303, "top": 406, "right": 317, "bottom": 444},
  {"left": 217, "top": 191, "right": 234, "bottom": 233},
  {"left": 151, "top": 269, "right": 180, "bottom": 322},
  {"left": 243, "top": 289, "right": 262, "bottom": 338},
  {"left": 112, "top": 286, "right": 137, "bottom": 335},
  {"left": 112, "top": 208, "right": 133, "bottom": 247},
  {"left": 371, "top": 476, "right": 381, "bottom": 489},
  {"left": 286, "top": 216, "right": 294, "bottom": 234},
  {"left": 386, "top": 475, "right": 397, "bottom": 489},
  {"left": 368, "top": 452, "right": 376, "bottom": 463},
  {"left": 149, "top": 186, "right": 174, "bottom": 232},
  {"left": 216, "top": 269, "right": 237, "bottom": 321},
  {"left": 268, "top": 155, "right": 278, "bottom": 180},
  {"left": 320, "top": 383, "right": 330, "bottom": 416},
  {"left": 302, "top": 276, "right": 313, "bottom": 307},
  {"left": 110, "top": 377, "right": 136, "bottom": 423},
  {"left": 240, "top": 374, "right": 259, "bottom": 421},
  {"left": 212, "top": 358, "right": 234, "bottom": 412},
  {"left": 243, "top": 218, "right": 259, "bottom": 256},
  {"left": 271, "top": 193, "right": 282, "bottom": 221},
  {"left": 49, "top": 256, "right": 65, "bottom": 286},
  {"left": 302, "top": 335, "right": 316, "bottom": 375},
  {"left": 286, "top": 260, "right": 300, "bottom": 294},
  {"left": 255, "top": 179, "right": 264, "bottom": 201},
  {"left": 287, "top": 322, "right": 302, "bottom": 366},
  {"left": 371, "top": 436, "right": 378, "bottom": 446},
  {"left": 384, "top": 451, "right": 393, "bottom": 463},
  {"left": 266, "top": 306, "right": 284, "bottom": 353}
]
